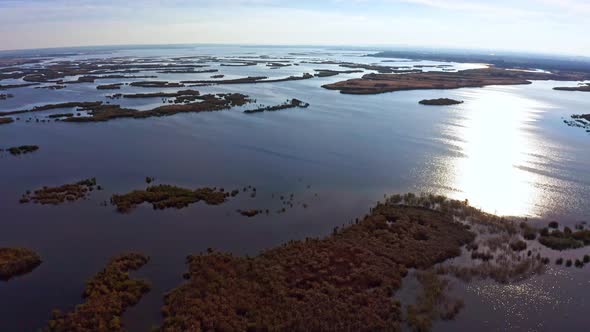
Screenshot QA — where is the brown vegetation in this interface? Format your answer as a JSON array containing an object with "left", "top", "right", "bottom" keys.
[
  {"left": 46, "top": 253, "right": 150, "bottom": 332},
  {"left": 160, "top": 203, "right": 474, "bottom": 331},
  {"left": 111, "top": 185, "right": 231, "bottom": 213},
  {"left": 20, "top": 178, "right": 98, "bottom": 205},
  {"left": 323, "top": 67, "right": 589, "bottom": 94},
  {"left": 0, "top": 247, "right": 42, "bottom": 281}
]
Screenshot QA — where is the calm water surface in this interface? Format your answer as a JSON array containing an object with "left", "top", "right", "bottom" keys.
[{"left": 1, "top": 46, "right": 589, "bottom": 331}]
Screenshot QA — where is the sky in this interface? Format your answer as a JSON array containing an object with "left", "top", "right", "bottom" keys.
[{"left": 0, "top": 0, "right": 589, "bottom": 56}]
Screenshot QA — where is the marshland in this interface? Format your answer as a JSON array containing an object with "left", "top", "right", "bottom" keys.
[{"left": 1, "top": 45, "right": 590, "bottom": 332}]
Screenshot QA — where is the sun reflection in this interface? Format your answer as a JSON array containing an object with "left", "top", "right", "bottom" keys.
[{"left": 442, "top": 87, "right": 551, "bottom": 217}]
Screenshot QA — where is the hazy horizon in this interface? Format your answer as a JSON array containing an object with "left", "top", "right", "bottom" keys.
[{"left": 1, "top": 0, "right": 589, "bottom": 56}]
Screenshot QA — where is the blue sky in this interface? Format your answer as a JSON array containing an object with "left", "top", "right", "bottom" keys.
[{"left": 0, "top": 0, "right": 589, "bottom": 55}]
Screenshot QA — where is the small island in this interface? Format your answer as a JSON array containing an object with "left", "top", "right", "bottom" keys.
[
  {"left": 0, "top": 117, "right": 14, "bottom": 125},
  {"left": 554, "top": 83, "right": 590, "bottom": 92},
  {"left": 0, "top": 247, "right": 42, "bottom": 281},
  {"left": 419, "top": 98, "right": 464, "bottom": 106},
  {"left": 111, "top": 184, "right": 232, "bottom": 213},
  {"left": 20, "top": 178, "right": 99, "bottom": 205},
  {"left": 244, "top": 99, "right": 310, "bottom": 114}
]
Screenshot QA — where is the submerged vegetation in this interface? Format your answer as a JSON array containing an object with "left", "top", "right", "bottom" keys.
[
  {"left": 406, "top": 271, "right": 464, "bottom": 332},
  {"left": 0, "top": 248, "right": 42, "bottom": 281},
  {"left": 46, "top": 253, "right": 150, "bottom": 332},
  {"left": 111, "top": 185, "right": 231, "bottom": 213},
  {"left": 20, "top": 178, "right": 99, "bottom": 205}
]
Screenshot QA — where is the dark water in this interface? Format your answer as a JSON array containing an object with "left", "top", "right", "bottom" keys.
[{"left": 1, "top": 46, "right": 589, "bottom": 331}]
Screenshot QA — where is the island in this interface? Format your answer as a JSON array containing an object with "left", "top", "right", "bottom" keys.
[
  {"left": 419, "top": 98, "right": 464, "bottom": 106},
  {"left": 0, "top": 248, "right": 42, "bottom": 281},
  {"left": 322, "top": 67, "right": 590, "bottom": 94}
]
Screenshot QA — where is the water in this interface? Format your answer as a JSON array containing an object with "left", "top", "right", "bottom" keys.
[{"left": 1, "top": 45, "right": 589, "bottom": 331}]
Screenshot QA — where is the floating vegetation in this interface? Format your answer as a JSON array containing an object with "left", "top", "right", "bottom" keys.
[
  {"left": 0, "top": 247, "right": 42, "bottom": 281},
  {"left": 6, "top": 145, "right": 39, "bottom": 155},
  {"left": 419, "top": 98, "right": 464, "bottom": 106},
  {"left": 111, "top": 185, "right": 231, "bottom": 213},
  {"left": 243, "top": 99, "right": 310, "bottom": 114},
  {"left": 564, "top": 113, "right": 590, "bottom": 132},
  {"left": 46, "top": 253, "right": 150, "bottom": 331},
  {"left": 19, "top": 178, "right": 99, "bottom": 205},
  {"left": 160, "top": 202, "right": 474, "bottom": 331}
]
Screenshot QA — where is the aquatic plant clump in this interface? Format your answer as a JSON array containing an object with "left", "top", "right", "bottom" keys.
[
  {"left": 111, "top": 185, "right": 231, "bottom": 213},
  {"left": 19, "top": 178, "right": 99, "bottom": 205},
  {"left": 538, "top": 229, "right": 590, "bottom": 250},
  {"left": 46, "top": 253, "right": 150, "bottom": 332},
  {"left": 160, "top": 203, "right": 474, "bottom": 331},
  {"left": 0, "top": 248, "right": 42, "bottom": 281},
  {"left": 6, "top": 145, "right": 39, "bottom": 155}
]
